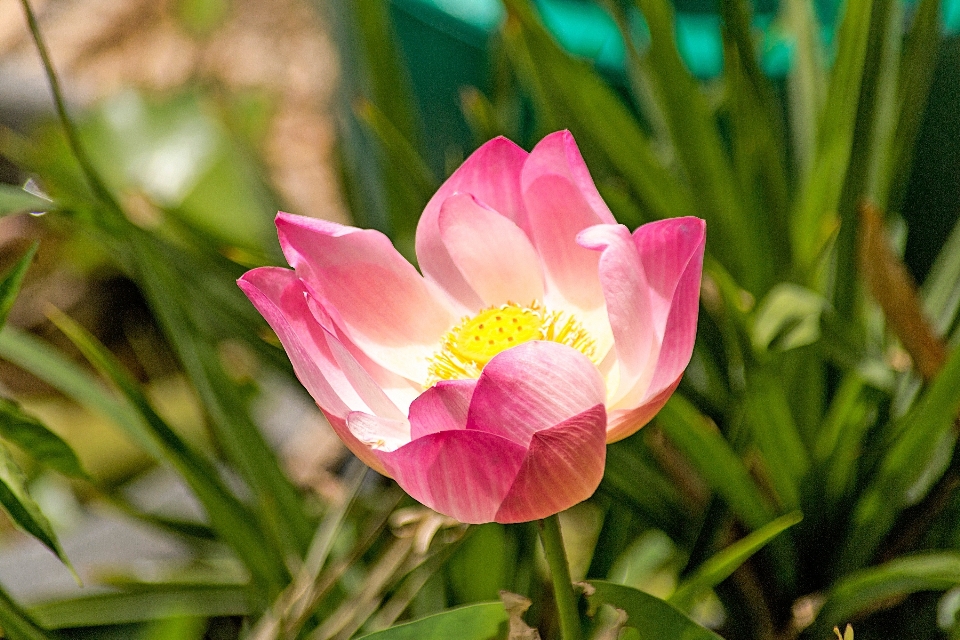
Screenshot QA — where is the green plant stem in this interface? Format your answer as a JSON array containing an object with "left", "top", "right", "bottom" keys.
[
  {"left": 18, "top": 0, "right": 124, "bottom": 220},
  {"left": 539, "top": 514, "right": 582, "bottom": 640}
]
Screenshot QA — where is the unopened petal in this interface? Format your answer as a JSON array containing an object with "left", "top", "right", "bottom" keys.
[
  {"left": 276, "top": 213, "right": 455, "bottom": 383},
  {"left": 466, "top": 341, "right": 606, "bottom": 446},
  {"left": 416, "top": 137, "right": 529, "bottom": 310},
  {"left": 377, "top": 429, "right": 527, "bottom": 524},
  {"left": 409, "top": 379, "right": 475, "bottom": 439},
  {"left": 438, "top": 194, "right": 544, "bottom": 306},
  {"left": 495, "top": 404, "right": 607, "bottom": 523}
]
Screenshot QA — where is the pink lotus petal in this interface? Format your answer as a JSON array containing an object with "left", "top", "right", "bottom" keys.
[
  {"left": 409, "top": 379, "right": 475, "bottom": 439},
  {"left": 632, "top": 217, "right": 706, "bottom": 339},
  {"left": 304, "top": 296, "right": 420, "bottom": 416},
  {"left": 347, "top": 411, "right": 411, "bottom": 453},
  {"left": 438, "top": 194, "right": 544, "bottom": 306},
  {"left": 633, "top": 218, "right": 705, "bottom": 400},
  {"left": 239, "top": 268, "right": 399, "bottom": 472},
  {"left": 325, "top": 412, "right": 387, "bottom": 475},
  {"left": 522, "top": 135, "right": 608, "bottom": 314},
  {"left": 578, "top": 223, "right": 659, "bottom": 405},
  {"left": 276, "top": 212, "right": 455, "bottom": 383},
  {"left": 466, "top": 341, "right": 606, "bottom": 446},
  {"left": 495, "top": 404, "right": 607, "bottom": 523},
  {"left": 521, "top": 131, "right": 616, "bottom": 226},
  {"left": 606, "top": 379, "right": 681, "bottom": 443},
  {"left": 376, "top": 429, "right": 527, "bottom": 524},
  {"left": 416, "top": 138, "right": 529, "bottom": 310}
]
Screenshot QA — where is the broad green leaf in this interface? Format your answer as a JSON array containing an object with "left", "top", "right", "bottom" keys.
[
  {"left": 28, "top": 584, "right": 249, "bottom": 629},
  {"left": 353, "top": 602, "right": 508, "bottom": 640},
  {"left": 501, "top": 0, "right": 694, "bottom": 226},
  {"left": 0, "top": 585, "right": 57, "bottom": 640},
  {"left": 751, "top": 284, "right": 829, "bottom": 353},
  {"left": 0, "top": 242, "right": 38, "bottom": 331},
  {"left": 0, "top": 185, "right": 53, "bottom": 217},
  {"left": 0, "top": 326, "right": 159, "bottom": 458},
  {"left": 669, "top": 511, "right": 802, "bottom": 610},
  {"left": 586, "top": 581, "right": 723, "bottom": 640},
  {"left": 842, "top": 343, "right": 960, "bottom": 570},
  {"left": 0, "top": 439, "right": 74, "bottom": 576},
  {"left": 655, "top": 396, "right": 773, "bottom": 530},
  {"left": 47, "top": 308, "right": 289, "bottom": 598},
  {"left": 811, "top": 552, "right": 960, "bottom": 638},
  {"left": 0, "top": 397, "right": 87, "bottom": 479}
]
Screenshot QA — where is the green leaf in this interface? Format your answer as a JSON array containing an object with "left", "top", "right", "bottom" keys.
[
  {"left": 751, "top": 284, "right": 829, "bottom": 353},
  {"left": 353, "top": 602, "right": 509, "bottom": 640},
  {"left": 28, "top": 584, "right": 249, "bottom": 629},
  {"left": 0, "top": 242, "right": 38, "bottom": 331},
  {"left": 811, "top": 552, "right": 960, "bottom": 638},
  {"left": 628, "top": 0, "right": 770, "bottom": 292},
  {"left": 0, "top": 326, "right": 160, "bottom": 458},
  {"left": 46, "top": 308, "right": 289, "bottom": 598},
  {"left": 0, "top": 397, "right": 87, "bottom": 479},
  {"left": 501, "top": 0, "right": 694, "bottom": 226},
  {"left": 742, "top": 370, "right": 810, "bottom": 511},
  {"left": 128, "top": 235, "right": 313, "bottom": 561},
  {"left": 0, "top": 585, "right": 58, "bottom": 640},
  {"left": 0, "top": 185, "right": 53, "bottom": 217},
  {"left": 669, "top": 511, "right": 802, "bottom": 610},
  {"left": 655, "top": 396, "right": 773, "bottom": 530},
  {"left": 922, "top": 213, "right": 960, "bottom": 338},
  {"left": 0, "top": 439, "right": 75, "bottom": 577},
  {"left": 882, "top": 0, "right": 941, "bottom": 213},
  {"left": 790, "top": 0, "right": 874, "bottom": 269},
  {"left": 842, "top": 343, "right": 960, "bottom": 570},
  {"left": 586, "top": 581, "right": 723, "bottom": 640}
]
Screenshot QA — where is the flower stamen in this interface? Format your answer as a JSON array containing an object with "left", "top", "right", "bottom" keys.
[{"left": 425, "top": 301, "right": 596, "bottom": 387}]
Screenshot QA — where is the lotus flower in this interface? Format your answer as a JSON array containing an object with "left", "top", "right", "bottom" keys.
[{"left": 239, "top": 131, "right": 704, "bottom": 524}]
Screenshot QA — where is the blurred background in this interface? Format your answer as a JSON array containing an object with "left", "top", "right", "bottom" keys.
[{"left": 1, "top": 0, "right": 960, "bottom": 638}]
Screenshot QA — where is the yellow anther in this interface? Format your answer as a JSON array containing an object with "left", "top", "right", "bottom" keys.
[{"left": 425, "top": 301, "right": 596, "bottom": 387}]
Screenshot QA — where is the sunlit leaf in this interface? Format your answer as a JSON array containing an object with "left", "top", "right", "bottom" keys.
[
  {"left": 28, "top": 584, "right": 249, "bottom": 629},
  {"left": 586, "top": 581, "right": 723, "bottom": 639},
  {"left": 0, "top": 397, "right": 87, "bottom": 479},
  {"left": 0, "top": 185, "right": 53, "bottom": 217},
  {"left": 0, "top": 585, "right": 57, "bottom": 640},
  {"left": 353, "top": 602, "right": 509, "bottom": 640},
  {"left": 670, "top": 511, "right": 802, "bottom": 610},
  {"left": 47, "top": 307, "right": 289, "bottom": 598},
  {"left": 811, "top": 552, "right": 960, "bottom": 637},
  {"left": 0, "top": 242, "right": 38, "bottom": 331},
  {"left": 0, "top": 439, "right": 74, "bottom": 576}
]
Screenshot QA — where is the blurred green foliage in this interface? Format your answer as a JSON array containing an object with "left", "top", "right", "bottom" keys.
[{"left": 0, "top": 0, "right": 958, "bottom": 638}]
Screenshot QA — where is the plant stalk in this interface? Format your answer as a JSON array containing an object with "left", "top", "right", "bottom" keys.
[{"left": 539, "top": 514, "right": 583, "bottom": 640}]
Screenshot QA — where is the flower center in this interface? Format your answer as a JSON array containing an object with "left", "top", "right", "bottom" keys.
[{"left": 425, "top": 301, "right": 596, "bottom": 386}]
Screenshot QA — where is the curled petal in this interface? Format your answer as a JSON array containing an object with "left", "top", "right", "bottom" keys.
[
  {"left": 633, "top": 218, "right": 705, "bottom": 402},
  {"left": 578, "top": 223, "right": 658, "bottom": 406},
  {"left": 276, "top": 212, "right": 455, "bottom": 383},
  {"left": 438, "top": 194, "right": 544, "bottom": 307},
  {"left": 466, "top": 341, "right": 606, "bottom": 446},
  {"left": 495, "top": 404, "right": 607, "bottom": 523},
  {"left": 377, "top": 429, "right": 527, "bottom": 524},
  {"left": 416, "top": 137, "right": 529, "bottom": 310}
]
